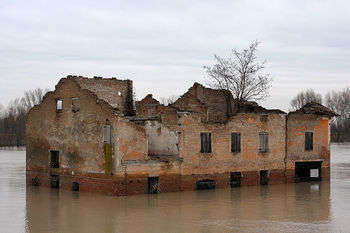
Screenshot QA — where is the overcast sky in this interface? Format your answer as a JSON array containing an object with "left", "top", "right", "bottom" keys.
[{"left": 1, "top": 0, "right": 349, "bottom": 111}]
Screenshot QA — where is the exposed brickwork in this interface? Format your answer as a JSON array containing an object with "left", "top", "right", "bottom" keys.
[
  {"left": 135, "top": 94, "right": 160, "bottom": 117},
  {"left": 173, "top": 83, "right": 234, "bottom": 123}
]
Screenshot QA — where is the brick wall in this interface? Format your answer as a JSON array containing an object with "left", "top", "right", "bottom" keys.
[
  {"left": 178, "top": 112, "right": 287, "bottom": 176},
  {"left": 286, "top": 114, "right": 331, "bottom": 172},
  {"left": 173, "top": 83, "right": 234, "bottom": 123}
]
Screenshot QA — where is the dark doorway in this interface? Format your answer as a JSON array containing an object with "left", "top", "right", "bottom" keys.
[
  {"left": 50, "top": 175, "right": 60, "bottom": 188},
  {"left": 50, "top": 151, "right": 59, "bottom": 168},
  {"left": 295, "top": 161, "right": 322, "bottom": 182},
  {"left": 196, "top": 179, "right": 216, "bottom": 190},
  {"left": 72, "top": 182, "right": 79, "bottom": 191},
  {"left": 260, "top": 170, "right": 269, "bottom": 185},
  {"left": 230, "top": 172, "right": 241, "bottom": 188},
  {"left": 148, "top": 177, "right": 159, "bottom": 194}
]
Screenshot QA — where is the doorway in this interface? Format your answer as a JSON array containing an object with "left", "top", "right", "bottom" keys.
[
  {"left": 50, "top": 151, "right": 59, "bottom": 168},
  {"left": 50, "top": 175, "right": 60, "bottom": 188},
  {"left": 295, "top": 161, "right": 322, "bottom": 182},
  {"left": 230, "top": 172, "right": 241, "bottom": 188},
  {"left": 148, "top": 177, "right": 159, "bottom": 194},
  {"left": 260, "top": 170, "right": 269, "bottom": 185}
]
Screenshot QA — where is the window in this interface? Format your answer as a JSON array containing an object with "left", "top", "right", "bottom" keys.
[
  {"left": 231, "top": 133, "right": 241, "bottom": 153},
  {"left": 200, "top": 132, "right": 212, "bottom": 153},
  {"left": 305, "top": 132, "right": 313, "bottom": 151},
  {"left": 72, "top": 97, "right": 80, "bottom": 112},
  {"left": 56, "top": 99, "right": 63, "bottom": 111},
  {"left": 259, "top": 132, "right": 269, "bottom": 153}
]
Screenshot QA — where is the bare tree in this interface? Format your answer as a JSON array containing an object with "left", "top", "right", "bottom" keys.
[
  {"left": 21, "top": 88, "right": 48, "bottom": 111},
  {"left": 160, "top": 95, "right": 179, "bottom": 106},
  {"left": 204, "top": 41, "right": 272, "bottom": 101},
  {"left": 0, "top": 103, "right": 4, "bottom": 118},
  {"left": 290, "top": 89, "right": 322, "bottom": 111},
  {"left": 325, "top": 88, "right": 350, "bottom": 142},
  {"left": 0, "top": 88, "right": 48, "bottom": 147}
]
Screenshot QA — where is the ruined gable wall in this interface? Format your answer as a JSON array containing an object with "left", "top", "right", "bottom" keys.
[
  {"left": 75, "top": 77, "right": 131, "bottom": 113},
  {"left": 26, "top": 78, "right": 118, "bottom": 174},
  {"left": 188, "top": 84, "right": 234, "bottom": 123},
  {"left": 178, "top": 112, "right": 286, "bottom": 184},
  {"left": 172, "top": 92, "right": 207, "bottom": 121},
  {"left": 135, "top": 94, "right": 160, "bottom": 117},
  {"left": 286, "top": 114, "right": 331, "bottom": 179}
]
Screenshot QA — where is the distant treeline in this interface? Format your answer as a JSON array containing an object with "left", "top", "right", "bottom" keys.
[
  {"left": 0, "top": 88, "right": 47, "bottom": 147},
  {"left": 0, "top": 86, "right": 349, "bottom": 147},
  {"left": 325, "top": 88, "right": 350, "bottom": 142}
]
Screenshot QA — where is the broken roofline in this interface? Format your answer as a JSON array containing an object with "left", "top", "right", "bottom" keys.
[
  {"left": 145, "top": 83, "right": 338, "bottom": 117},
  {"left": 140, "top": 82, "right": 287, "bottom": 115},
  {"left": 45, "top": 75, "right": 337, "bottom": 118},
  {"left": 288, "top": 102, "right": 339, "bottom": 118}
]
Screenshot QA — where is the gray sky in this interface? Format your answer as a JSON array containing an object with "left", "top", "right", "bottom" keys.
[{"left": 1, "top": 0, "right": 349, "bottom": 111}]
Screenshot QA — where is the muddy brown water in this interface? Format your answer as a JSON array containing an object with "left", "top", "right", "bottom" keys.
[{"left": 1, "top": 144, "right": 350, "bottom": 233}]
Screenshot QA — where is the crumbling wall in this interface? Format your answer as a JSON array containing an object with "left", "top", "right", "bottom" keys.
[
  {"left": 174, "top": 83, "right": 234, "bottom": 123},
  {"left": 172, "top": 92, "right": 207, "bottom": 121},
  {"left": 158, "top": 105, "right": 179, "bottom": 131},
  {"left": 73, "top": 76, "right": 131, "bottom": 113},
  {"left": 145, "top": 121, "right": 179, "bottom": 157},
  {"left": 135, "top": 94, "right": 160, "bottom": 117}
]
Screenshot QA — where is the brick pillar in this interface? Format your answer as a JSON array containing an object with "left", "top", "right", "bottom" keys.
[{"left": 104, "top": 144, "right": 112, "bottom": 175}]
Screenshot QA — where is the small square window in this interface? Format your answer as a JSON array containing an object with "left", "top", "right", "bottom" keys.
[{"left": 56, "top": 99, "right": 63, "bottom": 111}]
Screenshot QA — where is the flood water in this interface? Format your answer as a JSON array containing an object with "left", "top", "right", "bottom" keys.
[{"left": 1, "top": 144, "right": 350, "bottom": 233}]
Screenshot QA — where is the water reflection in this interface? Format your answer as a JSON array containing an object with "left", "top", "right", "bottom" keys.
[
  {"left": 24, "top": 180, "right": 332, "bottom": 233},
  {"left": 2, "top": 144, "right": 350, "bottom": 233}
]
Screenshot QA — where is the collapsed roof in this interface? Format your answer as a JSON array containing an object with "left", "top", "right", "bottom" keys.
[{"left": 289, "top": 102, "right": 339, "bottom": 117}]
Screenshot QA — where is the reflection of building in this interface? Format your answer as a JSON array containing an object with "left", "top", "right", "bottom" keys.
[
  {"left": 25, "top": 182, "right": 331, "bottom": 232},
  {"left": 26, "top": 76, "right": 338, "bottom": 195}
]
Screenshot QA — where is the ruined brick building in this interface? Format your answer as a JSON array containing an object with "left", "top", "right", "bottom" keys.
[{"left": 26, "top": 76, "right": 338, "bottom": 195}]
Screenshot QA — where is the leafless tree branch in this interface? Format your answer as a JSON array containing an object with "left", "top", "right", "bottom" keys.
[{"left": 204, "top": 41, "right": 272, "bottom": 101}]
